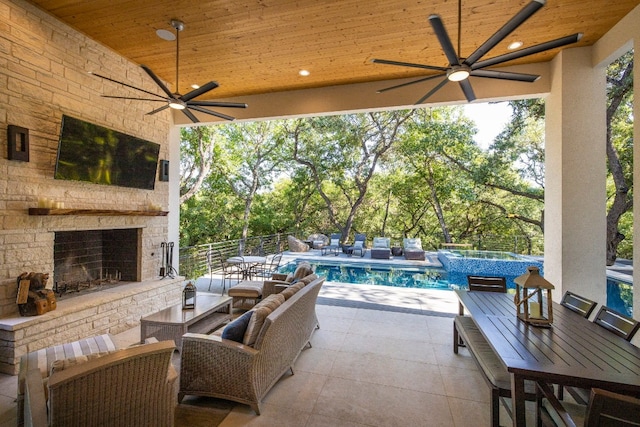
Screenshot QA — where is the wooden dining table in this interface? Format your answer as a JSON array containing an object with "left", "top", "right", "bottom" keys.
[{"left": 455, "top": 289, "right": 640, "bottom": 427}]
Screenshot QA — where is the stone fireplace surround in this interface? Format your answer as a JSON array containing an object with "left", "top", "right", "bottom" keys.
[{"left": 0, "top": 213, "right": 183, "bottom": 376}]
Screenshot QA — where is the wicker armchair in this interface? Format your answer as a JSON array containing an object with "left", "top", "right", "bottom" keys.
[
  {"left": 179, "top": 276, "right": 325, "bottom": 415},
  {"left": 262, "top": 261, "right": 314, "bottom": 298},
  {"left": 23, "top": 340, "right": 178, "bottom": 427}
]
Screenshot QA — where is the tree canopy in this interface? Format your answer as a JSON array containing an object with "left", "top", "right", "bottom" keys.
[{"left": 179, "top": 51, "right": 633, "bottom": 263}]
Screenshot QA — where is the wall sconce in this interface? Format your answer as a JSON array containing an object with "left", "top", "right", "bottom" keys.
[
  {"left": 514, "top": 266, "right": 554, "bottom": 327},
  {"left": 182, "top": 281, "right": 196, "bottom": 309},
  {"left": 7, "top": 125, "right": 30, "bottom": 161},
  {"left": 159, "top": 160, "right": 169, "bottom": 181}
]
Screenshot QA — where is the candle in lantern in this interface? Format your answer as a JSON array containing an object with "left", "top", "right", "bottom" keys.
[{"left": 529, "top": 301, "right": 541, "bottom": 318}]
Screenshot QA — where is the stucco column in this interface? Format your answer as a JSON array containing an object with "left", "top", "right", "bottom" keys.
[
  {"left": 544, "top": 46, "right": 607, "bottom": 303},
  {"left": 168, "top": 125, "right": 181, "bottom": 275}
]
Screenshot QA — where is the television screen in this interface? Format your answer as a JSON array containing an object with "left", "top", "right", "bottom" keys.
[{"left": 55, "top": 115, "right": 160, "bottom": 190}]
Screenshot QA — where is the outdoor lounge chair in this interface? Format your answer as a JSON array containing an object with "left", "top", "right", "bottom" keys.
[
  {"left": 321, "top": 233, "right": 342, "bottom": 256},
  {"left": 370, "top": 237, "right": 391, "bottom": 259},
  {"left": 347, "top": 233, "right": 367, "bottom": 257},
  {"left": 403, "top": 237, "right": 426, "bottom": 260}
]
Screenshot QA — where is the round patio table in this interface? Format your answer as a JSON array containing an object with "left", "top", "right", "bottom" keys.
[{"left": 226, "top": 256, "right": 267, "bottom": 279}]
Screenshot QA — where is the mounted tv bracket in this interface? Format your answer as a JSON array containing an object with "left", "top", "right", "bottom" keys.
[{"left": 160, "top": 242, "right": 177, "bottom": 279}]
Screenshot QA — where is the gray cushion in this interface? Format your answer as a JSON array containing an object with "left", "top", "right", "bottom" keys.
[{"left": 221, "top": 310, "right": 253, "bottom": 342}]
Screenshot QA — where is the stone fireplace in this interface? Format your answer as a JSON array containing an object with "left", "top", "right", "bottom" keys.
[{"left": 53, "top": 229, "right": 142, "bottom": 297}]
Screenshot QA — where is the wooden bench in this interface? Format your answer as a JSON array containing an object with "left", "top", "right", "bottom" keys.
[{"left": 454, "top": 315, "right": 537, "bottom": 427}]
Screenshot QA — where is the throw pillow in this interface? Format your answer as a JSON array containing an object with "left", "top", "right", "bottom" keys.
[
  {"left": 373, "top": 237, "right": 389, "bottom": 248},
  {"left": 255, "top": 293, "right": 285, "bottom": 311},
  {"left": 243, "top": 306, "right": 272, "bottom": 346},
  {"left": 292, "top": 262, "right": 313, "bottom": 280},
  {"left": 404, "top": 238, "right": 421, "bottom": 249},
  {"left": 221, "top": 310, "right": 254, "bottom": 343},
  {"left": 354, "top": 241, "right": 364, "bottom": 248},
  {"left": 298, "top": 273, "right": 318, "bottom": 285},
  {"left": 280, "top": 287, "right": 297, "bottom": 300}
]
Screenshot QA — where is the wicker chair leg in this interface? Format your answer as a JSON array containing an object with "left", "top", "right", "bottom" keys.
[{"left": 251, "top": 403, "right": 261, "bottom": 416}]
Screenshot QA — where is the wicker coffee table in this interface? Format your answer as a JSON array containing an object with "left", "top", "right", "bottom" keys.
[{"left": 140, "top": 293, "right": 232, "bottom": 350}]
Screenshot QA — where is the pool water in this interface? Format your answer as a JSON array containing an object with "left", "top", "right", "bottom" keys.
[
  {"left": 279, "top": 260, "right": 451, "bottom": 289},
  {"left": 607, "top": 277, "right": 633, "bottom": 316}
]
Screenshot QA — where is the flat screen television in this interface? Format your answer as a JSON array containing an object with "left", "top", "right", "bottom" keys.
[{"left": 55, "top": 115, "right": 160, "bottom": 190}]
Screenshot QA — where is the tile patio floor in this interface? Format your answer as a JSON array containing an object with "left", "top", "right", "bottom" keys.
[{"left": 0, "top": 254, "right": 540, "bottom": 426}]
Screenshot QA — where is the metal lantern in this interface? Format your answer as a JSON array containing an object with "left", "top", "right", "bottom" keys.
[
  {"left": 514, "top": 266, "right": 554, "bottom": 327},
  {"left": 182, "top": 281, "right": 196, "bottom": 310}
]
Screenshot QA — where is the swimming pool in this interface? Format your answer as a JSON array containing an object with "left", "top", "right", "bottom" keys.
[{"left": 280, "top": 255, "right": 633, "bottom": 316}]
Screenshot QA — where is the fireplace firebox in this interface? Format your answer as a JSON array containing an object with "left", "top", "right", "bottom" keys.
[{"left": 53, "top": 229, "right": 141, "bottom": 297}]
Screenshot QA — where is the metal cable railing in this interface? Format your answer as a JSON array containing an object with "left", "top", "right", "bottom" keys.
[
  {"left": 179, "top": 233, "right": 290, "bottom": 280},
  {"left": 178, "top": 232, "right": 542, "bottom": 279}
]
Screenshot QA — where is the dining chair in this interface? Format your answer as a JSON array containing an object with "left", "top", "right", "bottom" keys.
[
  {"left": 562, "top": 305, "right": 639, "bottom": 405},
  {"left": 593, "top": 305, "right": 640, "bottom": 341},
  {"left": 467, "top": 275, "right": 507, "bottom": 293},
  {"left": 251, "top": 252, "right": 283, "bottom": 279},
  {"left": 560, "top": 291, "right": 598, "bottom": 319},
  {"left": 206, "top": 249, "right": 243, "bottom": 293},
  {"left": 536, "top": 381, "right": 640, "bottom": 427}
]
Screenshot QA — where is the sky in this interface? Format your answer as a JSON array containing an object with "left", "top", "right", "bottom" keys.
[{"left": 462, "top": 102, "right": 513, "bottom": 149}]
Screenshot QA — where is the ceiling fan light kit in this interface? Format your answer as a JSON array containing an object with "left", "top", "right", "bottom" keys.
[
  {"left": 92, "top": 19, "right": 247, "bottom": 123},
  {"left": 373, "top": 0, "right": 582, "bottom": 104}
]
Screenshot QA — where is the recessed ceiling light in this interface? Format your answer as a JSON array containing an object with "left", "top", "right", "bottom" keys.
[
  {"left": 191, "top": 84, "right": 200, "bottom": 89},
  {"left": 156, "top": 29, "right": 176, "bottom": 41},
  {"left": 299, "top": 69, "right": 310, "bottom": 76},
  {"left": 508, "top": 41, "right": 523, "bottom": 50}
]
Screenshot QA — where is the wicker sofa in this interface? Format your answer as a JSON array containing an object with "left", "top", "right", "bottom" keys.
[
  {"left": 178, "top": 275, "right": 325, "bottom": 415},
  {"left": 23, "top": 339, "right": 178, "bottom": 426}
]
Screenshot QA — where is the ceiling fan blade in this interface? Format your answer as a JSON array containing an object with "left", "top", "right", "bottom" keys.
[
  {"left": 464, "top": 0, "right": 545, "bottom": 66},
  {"left": 182, "top": 108, "right": 200, "bottom": 123},
  {"left": 471, "top": 69, "right": 540, "bottom": 82},
  {"left": 428, "top": 14, "right": 460, "bottom": 66},
  {"left": 146, "top": 104, "right": 170, "bottom": 115},
  {"left": 458, "top": 79, "right": 475, "bottom": 102},
  {"left": 372, "top": 58, "right": 448, "bottom": 72},
  {"left": 141, "top": 64, "right": 174, "bottom": 98},
  {"left": 472, "top": 33, "right": 583, "bottom": 70},
  {"left": 180, "top": 81, "right": 220, "bottom": 102},
  {"left": 188, "top": 100, "right": 248, "bottom": 109},
  {"left": 101, "top": 95, "right": 167, "bottom": 102},
  {"left": 90, "top": 72, "right": 167, "bottom": 100},
  {"left": 415, "top": 77, "right": 449, "bottom": 104},
  {"left": 188, "top": 105, "right": 236, "bottom": 121},
  {"left": 377, "top": 74, "right": 446, "bottom": 93}
]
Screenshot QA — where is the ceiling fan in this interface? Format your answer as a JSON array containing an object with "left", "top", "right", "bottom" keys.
[
  {"left": 372, "top": 0, "right": 582, "bottom": 104},
  {"left": 90, "top": 19, "right": 247, "bottom": 123}
]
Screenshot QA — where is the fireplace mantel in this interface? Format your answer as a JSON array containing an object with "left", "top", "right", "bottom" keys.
[{"left": 29, "top": 208, "right": 168, "bottom": 216}]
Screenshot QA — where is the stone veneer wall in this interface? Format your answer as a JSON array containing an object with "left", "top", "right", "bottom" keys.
[
  {"left": 0, "top": 0, "right": 181, "bottom": 373},
  {"left": 0, "top": 0, "right": 180, "bottom": 372}
]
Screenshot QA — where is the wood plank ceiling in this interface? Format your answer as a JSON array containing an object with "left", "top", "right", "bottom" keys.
[{"left": 28, "top": 0, "right": 640, "bottom": 101}]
